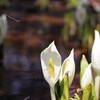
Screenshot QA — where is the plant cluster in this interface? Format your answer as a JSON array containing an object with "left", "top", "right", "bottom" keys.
[{"left": 40, "top": 30, "right": 100, "bottom": 100}]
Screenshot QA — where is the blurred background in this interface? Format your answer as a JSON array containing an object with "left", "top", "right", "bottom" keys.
[{"left": 0, "top": 0, "right": 100, "bottom": 100}]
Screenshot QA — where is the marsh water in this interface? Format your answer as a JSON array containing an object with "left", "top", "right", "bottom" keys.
[{"left": 0, "top": 0, "right": 92, "bottom": 100}]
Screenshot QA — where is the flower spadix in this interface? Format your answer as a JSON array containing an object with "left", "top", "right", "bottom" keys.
[
  {"left": 59, "top": 49, "right": 75, "bottom": 86},
  {"left": 91, "top": 30, "right": 100, "bottom": 100},
  {"left": 0, "top": 14, "right": 8, "bottom": 44},
  {"left": 40, "top": 41, "right": 61, "bottom": 100}
]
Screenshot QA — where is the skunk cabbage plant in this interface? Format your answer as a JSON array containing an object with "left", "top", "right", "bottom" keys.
[
  {"left": 40, "top": 41, "right": 61, "bottom": 100},
  {"left": 40, "top": 41, "right": 75, "bottom": 100}
]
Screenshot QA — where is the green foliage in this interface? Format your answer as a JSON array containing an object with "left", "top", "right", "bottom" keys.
[
  {"left": 60, "top": 75, "right": 70, "bottom": 100},
  {"left": 62, "top": 11, "right": 75, "bottom": 41},
  {"left": 82, "top": 84, "right": 92, "bottom": 100},
  {"left": 96, "top": 24, "right": 100, "bottom": 33},
  {"left": 55, "top": 75, "right": 70, "bottom": 100},
  {"left": 67, "top": 0, "right": 79, "bottom": 7},
  {"left": 80, "top": 55, "right": 96, "bottom": 100},
  {"left": 55, "top": 55, "right": 96, "bottom": 100},
  {"left": 70, "top": 93, "right": 80, "bottom": 100},
  {"left": 40, "top": 0, "right": 48, "bottom": 10},
  {"left": 64, "top": 11, "right": 74, "bottom": 24},
  {"left": 62, "top": 24, "right": 69, "bottom": 41},
  {"left": 82, "top": 14, "right": 93, "bottom": 46},
  {"left": 0, "top": 0, "right": 9, "bottom": 6},
  {"left": 82, "top": 83, "right": 96, "bottom": 100}
]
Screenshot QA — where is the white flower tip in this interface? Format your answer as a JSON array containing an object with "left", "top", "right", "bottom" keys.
[
  {"left": 0, "top": 14, "right": 8, "bottom": 30},
  {"left": 51, "top": 40, "right": 55, "bottom": 45},
  {"left": 82, "top": 54, "right": 85, "bottom": 58},
  {"left": 1, "top": 14, "right": 7, "bottom": 24},
  {"left": 82, "top": 55, "right": 87, "bottom": 62},
  {"left": 69, "top": 48, "right": 74, "bottom": 58},
  {"left": 82, "top": 55, "right": 86, "bottom": 60},
  {"left": 49, "top": 41, "right": 55, "bottom": 47},
  {"left": 95, "top": 30, "right": 100, "bottom": 40},
  {"left": 1, "top": 14, "right": 6, "bottom": 19}
]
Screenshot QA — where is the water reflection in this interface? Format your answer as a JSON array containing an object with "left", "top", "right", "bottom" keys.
[
  {"left": 1, "top": 44, "right": 51, "bottom": 100},
  {"left": 3, "top": 48, "right": 30, "bottom": 70}
]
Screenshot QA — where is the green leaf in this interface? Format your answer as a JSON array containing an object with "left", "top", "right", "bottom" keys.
[
  {"left": 55, "top": 81, "right": 61, "bottom": 100},
  {"left": 82, "top": 14, "right": 92, "bottom": 45},
  {"left": 0, "top": 0, "right": 9, "bottom": 6},
  {"left": 62, "top": 24, "right": 69, "bottom": 41},
  {"left": 82, "top": 84, "right": 92, "bottom": 100},
  {"left": 40, "top": 0, "right": 48, "bottom": 10},
  {"left": 55, "top": 74, "right": 70, "bottom": 100},
  {"left": 96, "top": 23, "right": 100, "bottom": 33},
  {"left": 89, "top": 82, "right": 96, "bottom": 100},
  {"left": 60, "top": 74, "right": 70, "bottom": 100},
  {"left": 64, "top": 11, "right": 74, "bottom": 24},
  {"left": 67, "top": 0, "right": 79, "bottom": 7},
  {"left": 70, "top": 93, "right": 80, "bottom": 100}
]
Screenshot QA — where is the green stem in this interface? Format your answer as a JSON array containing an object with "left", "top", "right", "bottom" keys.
[
  {"left": 50, "top": 86, "right": 56, "bottom": 100},
  {"left": 82, "top": 84, "right": 91, "bottom": 100}
]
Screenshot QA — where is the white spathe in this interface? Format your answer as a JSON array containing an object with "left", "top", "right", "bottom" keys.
[
  {"left": 40, "top": 41, "right": 61, "bottom": 100},
  {"left": 0, "top": 14, "right": 8, "bottom": 44},
  {"left": 91, "top": 30, "right": 100, "bottom": 75},
  {"left": 91, "top": 30, "right": 100, "bottom": 100},
  {"left": 59, "top": 49, "right": 75, "bottom": 86},
  {"left": 41, "top": 41, "right": 61, "bottom": 86},
  {"left": 81, "top": 64, "right": 92, "bottom": 89},
  {"left": 40, "top": 41, "right": 75, "bottom": 100}
]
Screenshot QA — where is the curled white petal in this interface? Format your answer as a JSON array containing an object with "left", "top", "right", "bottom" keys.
[
  {"left": 40, "top": 41, "right": 61, "bottom": 86},
  {"left": 81, "top": 64, "right": 92, "bottom": 89},
  {"left": 60, "top": 49, "right": 75, "bottom": 86}
]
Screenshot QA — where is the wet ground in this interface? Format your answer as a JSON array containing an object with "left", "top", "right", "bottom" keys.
[{"left": 0, "top": 0, "right": 91, "bottom": 100}]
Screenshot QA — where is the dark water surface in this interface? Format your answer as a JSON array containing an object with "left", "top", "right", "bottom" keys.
[{"left": 0, "top": 0, "right": 89, "bottom": 100}]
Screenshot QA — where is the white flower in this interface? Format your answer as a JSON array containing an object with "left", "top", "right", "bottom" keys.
[
  {"left": 91, "top": 30, "right": 100, "bottom": 100},
  {"left": 40, "top": 42, "right": 75, "bottom": 100},
  {"left": 75, "top": 5, "right": 87, "bottom": 25},
  {"left": 59, "top": 49, "right": 75, "bottom": 86},
  {"left": 0, "top": 14, "right": 8, "bottom": 44},
  {"left": 92, "top": 30, "right": 100, "bottom": 75},
  {"left": 40, "top": 41, "right": 61, "bottom": 100},
  {"left": 81, "top": 64, "right": 92, "bottom": 89}
]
